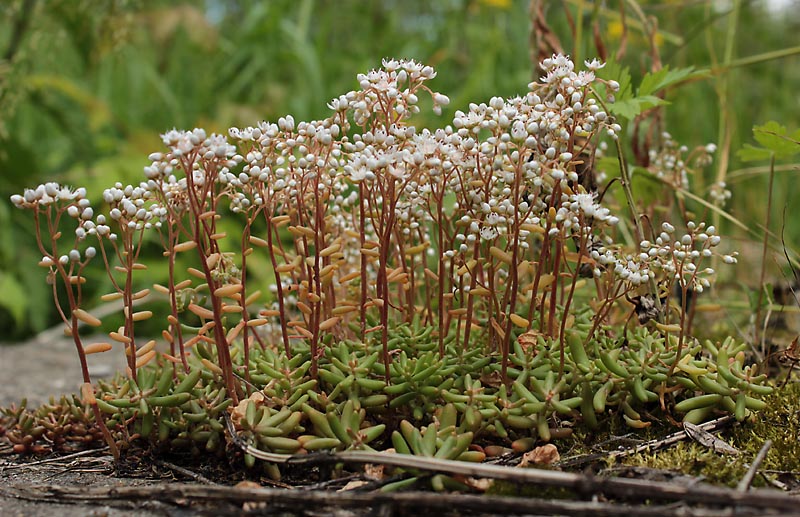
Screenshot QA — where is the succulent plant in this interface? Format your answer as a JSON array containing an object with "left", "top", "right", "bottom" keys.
[
  {"left": 386, "top": 403, "right": 484, "bottom": 491},
  {"left": 1, "top": 321, "right": 772, "bottom": 469},
  {"left": 2, "top": 55, "right": 771, "bottom": 476}
]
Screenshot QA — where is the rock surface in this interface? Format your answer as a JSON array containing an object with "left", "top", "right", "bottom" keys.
[{"left": 0, "top": 335, "right": 158, "bottom": 516}]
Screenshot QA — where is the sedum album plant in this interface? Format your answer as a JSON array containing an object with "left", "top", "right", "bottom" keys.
[{"left": 6, "top": 56, "right": 766, "bottom": 467}]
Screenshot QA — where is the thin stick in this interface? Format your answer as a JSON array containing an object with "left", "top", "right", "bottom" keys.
[
  {"left": 557, "top": 416, "right": 733, "bottom": 469},
  {"left": 612, "top": 128, "right": 663, "bottom": 317},
  {"left": 0, "top": 483, "right": 766, "bottom": 517},
  {"left": 218, "top": 414, "right": 800, "bottom": 510},
  {"left": 737, "top": 440, "right": 772, "bottom": 492},
  {"left": 0, "top": 447, "right": 110, "bottom": 471},
  {"left": 153, "top": 459, "right": 216, "bottom": 485}
]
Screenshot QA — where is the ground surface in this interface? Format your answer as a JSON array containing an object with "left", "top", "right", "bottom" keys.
[
  {"left": 0, "top": 334, "right": 165, "bottom": 516},
  {"left": 3, "top": 333, "right": 800, "bottom": 516},
  {"left": 0, "top": 332, "right": 127, "bottom": 408}
]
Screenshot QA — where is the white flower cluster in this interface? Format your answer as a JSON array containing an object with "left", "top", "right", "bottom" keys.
[
  {"left": 10, "top": 183, "right": 100, "bottom": 264},
  {"left": 102, "top": 183, "right": 157, "bottom": 235},
  {"left": 708, "top": 180, "right": 731, "bottom": 207},
  {"left": 564, "top": 192, "right": 618, "bottom": 227},
  {"left": 639, "top": 221, "right": 736, "bottom": 293},
  {"left": 442, "top": 55, "right": 619, "bottom": 265},
  {"left": 10, "top": 56, "right": 741, "bottom": 337},
  {"left": 145, "top": 128, "right": 240, "bottom": 186},
  {"left": 154, "top": 175, "right": 190, "bottom": 213},
  {"left": 589, "top": 220, "right": 737, "bottom": 291},
  {"left": 229, "top": 118, "right": 344, "bottom": 200},
  {"left": 10, "top": 183, "right": 87, "bottom": 209},
  {"left": 647, "top": 133, "right": 716, "bottom": 190},
  {"left": 328, "top": 58, "right": 449, "bottom": 125},
  {"left": 160, "top": 128, "right": 236, "bottom": 161},
  {"left": 139, "top": 55, "right": 627, "bottom": 302},
  {"left": 590, "top": 246, "right": 654, "bottom": 286}
]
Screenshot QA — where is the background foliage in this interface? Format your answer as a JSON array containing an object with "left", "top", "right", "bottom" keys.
[{"left": 1, "top": 0, "right": 799, "bottom": 339}]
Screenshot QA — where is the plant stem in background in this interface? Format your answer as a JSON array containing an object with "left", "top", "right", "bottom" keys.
[
  {"left": 29, "top": 207, "right": 119, "bottom": 459},
  {"left": 573, "top": 0, "right": 585, "bottom": 64},
  {"left": 710, "top": 0, "right": 740, "bottom": 233},
  {"left": 264, "top": 212, "right": 293, "bottom": 358},
  {"left": 754, "top": 153, "right": 776, "bottom": 354},
  {"left": 613, "top": 137, "right": 662, "bottom": 318}
]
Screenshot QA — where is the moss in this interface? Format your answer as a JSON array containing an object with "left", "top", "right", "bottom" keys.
[
  {"left": 625, "top": 442, "right": 751, "bottom": 487},
  {"left": 623, "top": 381, "right": 800, "bottom": 486},
  {"left": 729, "top": 381, "right": 800, "bottom": 472}
]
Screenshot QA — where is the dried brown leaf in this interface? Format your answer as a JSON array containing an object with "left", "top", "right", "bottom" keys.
[
  {"left": 518, "top": 444, "right": 560, "bottom": 468},
  {"left": 517, "top": 330, "right": 540, "bottom": 353},
  {"left": 683, "top": 422, "right": 740, "bottom": 456},
  {"left": 364, "top": 463, "right": 386, "bottom": 480},
  {"left": 338, "top": 480, "right": 369, "bottom": 491}
]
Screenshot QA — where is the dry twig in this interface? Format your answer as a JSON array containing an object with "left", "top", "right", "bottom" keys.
[
  {"left": 0, "top": 483, "right": 787, "bottom": 517},
  {"left": 0, "top": 447, "right": 109, "bottom": 471},
  {"left": 738, "top": 440, "right": 773, "bottom": 492},
  {"left": 153, "top": 458, "right": 217, "bottom": 485},
  {"left": 218, "top": 414, "right": 797, "bottom": 512},
  {"left": 558, "top": 416, "right": 734, "bottom": 469}
]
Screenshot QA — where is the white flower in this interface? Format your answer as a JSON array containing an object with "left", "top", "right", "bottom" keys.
[{"left": 584, "top": 58, "right": 606, "bottom": 71}]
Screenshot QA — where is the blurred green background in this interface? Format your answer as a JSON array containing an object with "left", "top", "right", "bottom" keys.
[{"left": 1, "top": 0, "right": 799, "bottom": 339}]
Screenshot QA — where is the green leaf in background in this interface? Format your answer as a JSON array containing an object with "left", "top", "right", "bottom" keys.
[
  {"left": 737, "top": 144, "right": 774, "bottom": 162},
  {"left": 0, "top": 272, "right": 27, "bottom": 328},
  {"left": 738, "top": 121, "right": 800, "bottom": 161},
  {"left": 596, "top": 59, "right": 636, "bottom": 119},
  {"left": 637, "top": 66, "right": 708, "bottom": 97},
  {"left": 598, "top": 60, "right": 707, "bottom": 121}
]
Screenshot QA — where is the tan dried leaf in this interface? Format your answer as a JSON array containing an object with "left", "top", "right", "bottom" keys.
[
  {"left": 230, "top": 391, "right": 266, "bottom": 424},
  {"left": 338, "top": 480, "right": 369, "bottom": 491},
  {"left": 518, "top": 444, "right": 560, "bottom": 468},
  {"left": 364, "top": 463, "right": 386, "bottom": 480},
  {"left": 684, "top": 422, "right": 740, "bottom": 456},
  {"left": 517, "top": 330, "right": 541, "bottom": 353},
  {"left": 464, "top": 477, "right": 494, "bottom": 492},
  {"left": 480, "top": 370, "right": 503, "bottom": 389}
]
